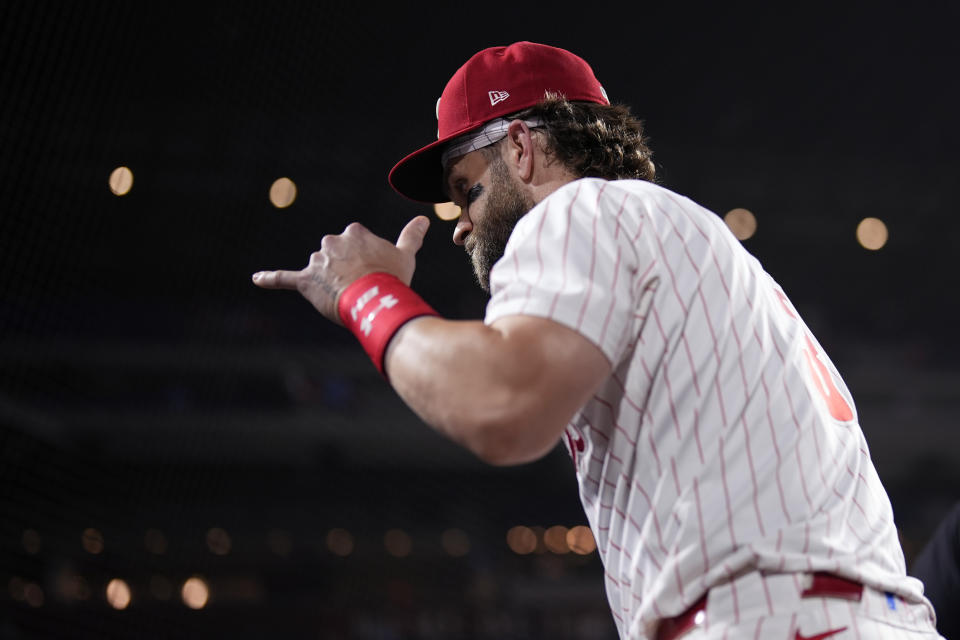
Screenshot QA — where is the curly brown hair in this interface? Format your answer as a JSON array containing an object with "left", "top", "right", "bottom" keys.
[{"left": 505, "top": 92, "right": 657, "bottom": 183}]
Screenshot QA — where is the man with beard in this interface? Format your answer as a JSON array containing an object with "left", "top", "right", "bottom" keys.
[{"left": 252, "top": 42, "right": 942, "bottom": 640}]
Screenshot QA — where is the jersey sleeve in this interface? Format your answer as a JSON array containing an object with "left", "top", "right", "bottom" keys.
[{"left": 484, "top": 179, "right": 655, "bottom": 366}]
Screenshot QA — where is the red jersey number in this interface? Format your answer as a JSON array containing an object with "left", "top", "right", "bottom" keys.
[{"left": 775, "top": 290, "right": 854, "bottom": 422}]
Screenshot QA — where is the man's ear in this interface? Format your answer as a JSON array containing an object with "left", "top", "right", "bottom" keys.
[{"left": 505, "top": 119, "right": 535, "bottom": 182}]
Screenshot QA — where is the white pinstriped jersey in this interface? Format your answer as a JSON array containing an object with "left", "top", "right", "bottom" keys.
[{"left": 483, "top": 178, "right": 933, "bottom": 639}]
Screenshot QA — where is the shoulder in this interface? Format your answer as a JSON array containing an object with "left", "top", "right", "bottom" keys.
[
  {"left": 510, "top": 179, "right": 717, "bottom": 251},
  {"left": 542, "top": 178, "right": 704, "bottom": 214},
  {"left": 510, "top": 179, "right": 665, "bottom": 246},
  {"left": 548, "top": 176, "right": 668, "bottom": 199},
  {"left": 522, "top": 178, "right": 708, "bottom": 234}
]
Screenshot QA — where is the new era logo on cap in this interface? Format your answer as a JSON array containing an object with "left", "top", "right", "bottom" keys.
[{"left": 488, "top": 90, "right": 510, "bottom": 106}]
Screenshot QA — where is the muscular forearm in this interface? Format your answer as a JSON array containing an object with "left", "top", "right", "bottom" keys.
[{"left": 384, "top": 315, "right": 609, "bottom": 466}]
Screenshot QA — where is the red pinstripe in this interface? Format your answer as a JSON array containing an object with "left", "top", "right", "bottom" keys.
[
  {"left": 607, "top": 448, "right": 624, "bottom": 465},
  {"left": 693, "top": 478, "right": 711, "bottom": 572},
  {"left": 510, "top": 247, "right": 532, "bottom": 306},
  {"left": 791, "top": 574, "right": 803, "bottom": 595},
  {"left": 629, "top": 508, "right": 668, "bottom": 562},
  {"left": 770, "top": 325, "right": 788, "bottom": 364},
  {"left": 646, "top": 418, "right": 664, "bottom": 478},
  {"left": 670, "top": 458, "right": 682, "bottom": 499},
  {"left": 724, "top": 563, "right": 742, "bottom": 624},
  {"left": 580, "top": 410, "right": 611, "bottom": 444},
  {"left": 596, "top": 193, "right": 631, "bottom": 349},
  {"left": 628, "top": 196, "right": 644, "bottom": 243},
  {"left": 674, "top": 562, "right": 686, "bottom": 600},
  {"left": 652, "top": 307, "right": 684, "bottom": 440},
  {"left": 729, "top": 319, "right": 750, "bottom": 403},
  {"left": 719, "top": 436, "right": 739, "bottom": 546},
  {"left": 519, "top": 198, "right": 550, "bottom": 316},
  {"left": 762, "top": 575, "right": 774, "bottom": 616},
  {"left": 574, "top": 196, "right": 600, "bottom": 330},
  {"left": 739, "top": 413, "right": 768, "bottom": 536},
  {"left": 851, "top": 494, "right": 888, "bottom": 537},
  {"left": 843, "top": 517, "right": 871, "bottom": 546},
  {"left": 635, "top": 260, "right": 658, "bottom": 297},
  {"left": 848, "top": 601, "right": 863, "bottom": 639},
  {"left": 696, "top": 286, "right": 729, "bottom": 427},
  {"left": 609, "top": 366, "right": 649, "bottom": 415},
  {"left": 761, "top": 373, "right": 793, "bottom": 523},
  {"left": 591, "top": 395, "right": 638, "bottom": 446},
  {"left": 612, "top": 544, "right": 635, "bottom": 569},
  {"left": 547, "top": 184, "right": 579, "bottom": 317},
  {"left": 791, "top": 385, "right": 831, "bottom": 493},
  {"left": 632, "top": 479, "right": 653, "bottom": 509},
  {"left": 682, "top": 335, "right": 703, "bottom": 396},
  {"left": 597, "top": 243, "right": 622, "bottom": 347},
  {"left": 651, "top": 218, "right": 689, "bottom": 316},
  {"left": 709, "top": 251, "right": 732, "bottom": 298},
  {"left": 760, "top": 377, "right": 783, "bottom": 458},
  {"left": 693, "top": 409, "right": 705, "bottom": 465}
]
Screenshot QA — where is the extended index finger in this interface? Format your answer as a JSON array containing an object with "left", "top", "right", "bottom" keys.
[{"left": 251, "top": 269, "right": 301, "bottom": 290}]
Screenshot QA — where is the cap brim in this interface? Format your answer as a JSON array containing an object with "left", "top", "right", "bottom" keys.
[
  {"left": 387, "top": 136, "right": 454, "bottom": 203},
  {"left": 389, "top": 116, "right": 495, "bottom": 204},
  {"left": 388, "top": 137, "right": 449, "bottom": 204}
]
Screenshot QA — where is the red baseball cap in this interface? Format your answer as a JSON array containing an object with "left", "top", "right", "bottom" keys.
[{"left": 388, "top": 41, "right": 610, "bottom": 204}]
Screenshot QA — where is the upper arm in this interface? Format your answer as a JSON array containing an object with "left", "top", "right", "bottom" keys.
[
  {"left": 489, "top": 314, "right": 611, "bottom": 397},
  {"left": 483, "top": 313, "right": 611, "bottom": 462},
  {"left": 384, "top": 312, "right": 611, "bottom": 466}
]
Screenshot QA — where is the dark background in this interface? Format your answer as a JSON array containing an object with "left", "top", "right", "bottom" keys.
[{"left": 1, "top": 1, "right": 959, "bottom": 638}]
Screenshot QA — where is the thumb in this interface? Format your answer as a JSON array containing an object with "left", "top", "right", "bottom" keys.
[{"left": 395, "top": 215, "right": 430, "bottom": 255}]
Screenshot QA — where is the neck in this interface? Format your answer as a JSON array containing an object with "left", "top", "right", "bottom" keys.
[{"left": 527, "top": 168, "right": 578, "bottom": 206}]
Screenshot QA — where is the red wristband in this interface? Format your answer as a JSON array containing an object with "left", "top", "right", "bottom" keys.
[{"left": 337, "top": 272, "right": 439, "bottom": 377}]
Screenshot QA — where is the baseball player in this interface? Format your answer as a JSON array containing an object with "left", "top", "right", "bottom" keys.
[{"left": 253, "top": 41, "right": 943, "bottom": 639}]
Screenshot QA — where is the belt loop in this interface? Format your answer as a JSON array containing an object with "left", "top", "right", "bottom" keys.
[{"left": 801, "top": 572, "right": 863, "bottom": 602}]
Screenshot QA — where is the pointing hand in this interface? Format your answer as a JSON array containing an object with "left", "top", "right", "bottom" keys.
[{"left": 252, "top": 215, "right": 431, "bottom": 325}]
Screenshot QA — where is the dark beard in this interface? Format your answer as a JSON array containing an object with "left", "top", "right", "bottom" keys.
[{"left": 470, "top": 156, "right": 535, "bottom": 293}]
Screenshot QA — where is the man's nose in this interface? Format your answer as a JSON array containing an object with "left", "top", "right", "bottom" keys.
[{"left": 453, "top": 211, "right": 473, "bottom": 246}]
